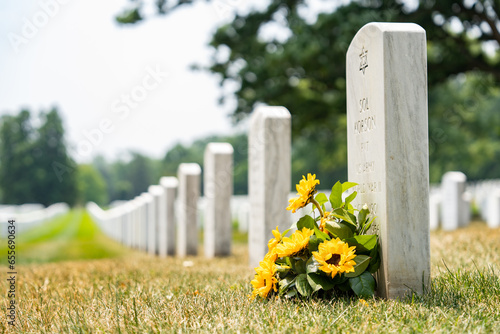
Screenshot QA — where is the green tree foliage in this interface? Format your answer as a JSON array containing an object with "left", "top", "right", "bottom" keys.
[
  {"left": 0, "top": 108, "right": 78, "bottom": 206},
  {"left": 77, "top": 164, "right": 108, "bottom": 206},
  {"left": 205, "top": 0, "right": 500, "bottom": 182},
  {"left": 428, "top": 72, "right": 500, "bottom": 182},
  {"left": 93, "top": 152, "right": 162, "bottom": 202},
  {"left": 33, "top": 108, "right": 78, "bottom": 206},
  {"left": 128, "top": 152, "right": 159, "bottom": 197},
  {"left": 0, "top": 110, "right": 35, "bottom": 204},
  {"left": 116, "top": 0, "right": 500, "bottom": 182}
]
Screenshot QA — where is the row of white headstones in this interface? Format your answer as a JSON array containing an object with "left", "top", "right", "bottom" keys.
[
  {"left": 430, "top": 172, "right": 500, "bottom": 230},
  {"left": 0, "top": 203, "right": 69, "bottom": 235},
  {"left": 87, "top": 22, "right": 499, "bottom": 299}
]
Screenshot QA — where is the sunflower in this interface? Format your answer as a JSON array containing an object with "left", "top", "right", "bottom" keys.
[
  {"left": 286, "top": 173, "right": 320, "bottom": 213},
  {"left": 267, "top": 226, "right": 282, "bottom": 252},
  {"left": 275, "top": 227, "right": 314, "bottom": 258},
  {"left": 250, "top": 256, "right": 278, "bottom": 299},
  {"left": 312, "top": 238, "right": 357, "bottom": 279},
  {"left": 319, "top": 212, "right": 332, "bottom": 232}
]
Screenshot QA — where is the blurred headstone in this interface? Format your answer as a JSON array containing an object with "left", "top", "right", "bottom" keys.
[
  {"left": 248, "top": 106, "right": 291, "bottom": 268},
  {"left": 177, "top": 163, "right": 201, "bottom": 256},
  {"left": 204, "top": 143, "right": 234, "bottom": 258},
  {"left": 441, "top": 171, "right": 466, "bottom": 231}
]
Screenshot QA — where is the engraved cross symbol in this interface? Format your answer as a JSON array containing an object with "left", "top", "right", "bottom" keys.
[{"left": 359, "top": 46, "right": 368, "bottom": 74}]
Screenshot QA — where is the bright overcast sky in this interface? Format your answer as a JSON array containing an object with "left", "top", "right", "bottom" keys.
[
  {"left": 0, "top": 0, "right": 248, "bottom": 163},
  {"left": 0, "top": 0, "right": 352, "bottom": 163}
]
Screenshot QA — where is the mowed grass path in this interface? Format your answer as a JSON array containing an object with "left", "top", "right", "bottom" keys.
[
  {"left": 0, "top": 209, "right": 128, "bottom": 265},
  {"left": 0, "top": 213, "right": 499, "bottom": 333}
]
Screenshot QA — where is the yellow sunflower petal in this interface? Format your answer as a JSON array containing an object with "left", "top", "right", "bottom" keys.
[
  {"left": 313, "top": 237, "right": 357, "bottom": 279},
  {"left": 250, "top": 255, "right": 278, "bottom": 299},
  {"left": 286, "top": 174, "right": 320, "bottom": 212},
  {"left": 275, "top": 227, "right": 314, "bottom": 257}
]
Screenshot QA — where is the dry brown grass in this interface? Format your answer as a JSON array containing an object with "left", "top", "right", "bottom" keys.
[{"left": 0, "top": 221, "right": 499, "bottom": 333}]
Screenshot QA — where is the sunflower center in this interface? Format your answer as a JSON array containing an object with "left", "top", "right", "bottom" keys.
[{"left": 326, "top": 254, "right": 341, "bottom": 266}]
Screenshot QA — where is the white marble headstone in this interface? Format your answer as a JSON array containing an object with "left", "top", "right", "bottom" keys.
[
  {"left": 248, "top": 106, "right": 291, "bottom": 268},
  {"left": 132, "top": 202, "right": 140, "bottom": 247},
  {"left": 160, "top": 176, "right": 178, "bottom": 256},
  {"left": 487, "top": 189, "right": 500, "bottom": 228},
  {"left": 441, "top": 171, "right": 466, "bottom": 231},
  {"left": 140, "top": 193, "right": 153, "bottom": 252},
  {"left": 347, "top": 22, "right": 430, "bottom": 299},
  {"left": 461, "top": 191, "right": 472, "bottom": 227},
  {"left": 148, "top": 185, "right": 165, "bottom": 256},
  {"left": 204, "top": 143, "right": 234, "bottom": 258},
  {"left": 429, "top": 192, "right": 441, "bottom": 231},
  {"left": 177, "top": 163, "right": 201, "bottom": 256}
]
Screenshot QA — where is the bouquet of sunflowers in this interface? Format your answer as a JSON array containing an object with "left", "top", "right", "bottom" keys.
[{"left": 251, "top": 174, "right": 380, "bottom": 300}]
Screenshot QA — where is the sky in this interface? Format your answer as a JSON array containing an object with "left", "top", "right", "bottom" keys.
[{"left": 0, "top": 0, "right": 251, "bottom": 163}]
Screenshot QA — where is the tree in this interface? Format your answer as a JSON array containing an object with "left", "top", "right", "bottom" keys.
[
  {"left": 128, "top": 152, "right": 159, "bottom": 197},
  {"left": 116, "top": 1, "right": 500, "bottom": 88},
  {"left": 0, "top": 110, "right": 35, "bottom": 204},
  {"left": 0, "top": 108, "right": 78, "bottom": 206},
  {"left": 92, "top": 152, "right": 162, "bottom": 202},
  {"left": 77, "top": 164, "right": 108, "bottom": 206},
  {"left": 427, "top": 72, "right": 500, "bottom": 182},
  {"left": 32, "top": 108, "right": 78, "bottom": 206},
  {"left": 203, "top": 0, "right": 500, "bottom": 182}
]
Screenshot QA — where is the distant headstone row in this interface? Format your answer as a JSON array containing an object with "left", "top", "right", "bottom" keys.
[
  {"left": 430, "top": 173, "right": 500, "bottom": 230},
  {"left": 88, "top": 147, "right": 234, "bottom": 258},
  {"left": 0, "top": 203, "right": 69, "bottom": 236}
]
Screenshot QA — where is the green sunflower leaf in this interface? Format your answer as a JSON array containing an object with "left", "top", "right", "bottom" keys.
[
  {"left": 314, "top": 227, "right": 330, "bottom": 241},
  {"left": 312, "top": 220, "right": 330, "bottom": 241},
  {"left": 345, "top": 255, "right": 371, "bottom": 278},
  {"left": 307, "top": 235, "right": 321, "bottom": 253},
  {"left": 344, "top": 191, "right": 357, "bottom": 208},
  {"left": 331, "top": 208, "right": 357, "bottom": 230},
  {"left": 361, "top": 217, "right": 376, "bottom": 234},
  {"left": 368, "top": 255, "right": 381, "bottom": 273},
  {"left": 296, "top": 274, "right": 313, "bottom": 297},
  {"left": 337, "top": 280, "right": 351, "bottom": 292},
  {"left": 315, "top": 193, "right": 328, "bottom": 206},
  {"left": 342, "top": 182, "right": 358, "bottom": 193},
  {"left": 290, "top": 257, "right": 307, "bottom": 274},
  {"left": 296, "top": 215, "right": 316, "bottom": 231},
  {"left": 344, "top": 235, "right": 377, "bottom": 253},
  {"left": 324, "top": 220, "right": 354, "bottom": 240},
  {"left": 307, "top": 273, "right": 336, "bottom": 291},
  {"left": 285, "top": 289, "right": 297, "bottom": 299},
  {"left": 281, "top": 228, "right": 292, "bottom": 238},
  {"left": 368, "top": 241, "right": 380, "bottom": 273},
  {"left": 276, "top": 264, "right": 291, "bottom": 273},
  {"left": 330, "top": 181, "right": 343, "bottom": 209},
  {"left": 348, "top": 271, "right": 375, "bottom": 297},
  {"left": 278, "top": 275, "right": 296, "bottom": 295},
  {"left": 306, "top": 256, "right": 319, "bottom": 274},
  {"left": 358, "top": 206, "right": 369, "bottom": 229},
  {"left": 347, "top": 211, "right": 358, "bottom": 227}
]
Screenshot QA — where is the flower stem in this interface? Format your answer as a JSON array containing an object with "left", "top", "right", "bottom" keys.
[{"left": 310, "top": 198, "right": 324, "bottom": 218}]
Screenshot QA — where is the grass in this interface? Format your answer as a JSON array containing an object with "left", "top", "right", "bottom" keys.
[
  {"left": 0, "top": 215, "right": 499, "bottom": 333},
  {"left": 0, "top": 209, "right": 129, "bottom": 265}
]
